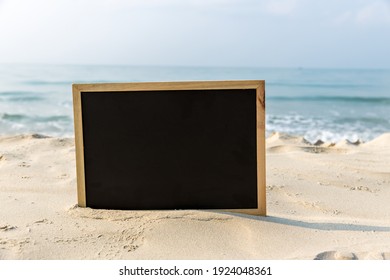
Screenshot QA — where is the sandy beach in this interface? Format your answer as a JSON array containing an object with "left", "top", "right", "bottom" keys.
[{"left": 0, "top": 132, "right": 389, "bottom": 260}]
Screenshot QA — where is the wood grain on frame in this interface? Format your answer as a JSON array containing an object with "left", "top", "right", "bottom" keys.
[
  {"left": 256, "top": 81, "right": 266, "bottom": 216},
  {"left": 72, "top": 85, "right": 86, "bottom": 207},
  {"left": 72, "top": 80, "right": 266, "bottom": 216}
]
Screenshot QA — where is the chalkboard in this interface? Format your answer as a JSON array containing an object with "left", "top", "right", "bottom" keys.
[{"left": 73, "top": 81, "right": 266, "bottom": 216}]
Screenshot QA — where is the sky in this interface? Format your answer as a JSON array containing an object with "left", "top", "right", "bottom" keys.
[{"left": 0, "top": 0, "right": 389, "bottom": 68}]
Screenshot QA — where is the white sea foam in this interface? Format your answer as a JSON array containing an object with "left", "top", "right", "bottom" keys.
[{"left": 266, "top": 113, "right": 388, "bottom": 143}]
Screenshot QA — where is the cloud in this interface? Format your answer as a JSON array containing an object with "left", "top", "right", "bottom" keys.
[
  {"left": 0, "top": 0, "right": 5, "bottom": 11},
  {"left": 356, "top": 1, "right": 390, "bottom": 25},
  {"left": 264, "top": 0, "right": 298, "bottom": 16},
  {"left": 332, "top": 0, "right": 390, "bottom": 26}
]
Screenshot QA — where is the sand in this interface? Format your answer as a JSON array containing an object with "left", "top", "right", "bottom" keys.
[{"left": 0, "top": 132, "right": 389, "bottom": 260}]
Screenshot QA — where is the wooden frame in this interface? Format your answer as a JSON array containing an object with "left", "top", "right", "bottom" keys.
[{"left": 73, "top": 80, "right": 266, "bottom": 216}]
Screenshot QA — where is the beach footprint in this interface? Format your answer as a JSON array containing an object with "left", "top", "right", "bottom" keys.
[{"left": 0, "top": 237, "right": 30, "bottom": 260}]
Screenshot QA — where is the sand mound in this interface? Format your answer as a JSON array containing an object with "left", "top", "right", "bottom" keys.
[
  {"left": 314, "top": 250, "right": 390, "bottom": 260},
  {"left": 267, "top": 145, "right": 346, "bottom": 154},
  {"left": 266, "top": 132, "right": 311, "bottom": 146},
  {"left": 364, "top": 133, "right": 390, "bottom": 148},
  {"left": 266, "top": 133, "right": 347, "bottom": 154}
]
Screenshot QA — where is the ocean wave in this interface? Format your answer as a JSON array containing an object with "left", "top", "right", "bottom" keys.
[
  {"left": 22, "top": 79, "right": 118, "bottom": 86},
  {"left": 0, "top": 90, "right": 41, "bottom": 96},
  {"left": 22, "top": 80, "right": 72, "bottom": 86},
  {"left": 268, "top": 96, "right": 390, "bottom": 104},
  {"left": 0, "top": 113, "right": 71, "bottom": 122},
  {"left": 1, "top": 113, "right": 26, "bottom": 121},
  {"left": 0, "top": 91, "right": 46, "bottom": 102},
  {"left": 268, "top": 82, "right": 375, "bottom": 89},
  {"left": 0, "top": 113, "right": 73, "bottom": 137},
  {"left": 336, "top": 117, "right": 390, "bottom": 125},
  {"left": 266, "top": 113, "right": 390, "bottom": 142},
  {"left": 0, "top": 96, "right": 44, "bottom": 102}
]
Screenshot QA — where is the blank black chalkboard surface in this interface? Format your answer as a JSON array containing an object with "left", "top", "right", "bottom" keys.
[{"left": 73, "top": 81, "right": 266, "bottom": 216}]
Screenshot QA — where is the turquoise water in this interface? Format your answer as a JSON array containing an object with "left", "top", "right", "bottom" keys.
[{"left": 0, "top": 64, "right": 389, "bottom": 142}]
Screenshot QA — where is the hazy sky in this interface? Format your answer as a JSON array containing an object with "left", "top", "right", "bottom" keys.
[{"left": 0, "top": 0, "right": 389, "bottom": 68}]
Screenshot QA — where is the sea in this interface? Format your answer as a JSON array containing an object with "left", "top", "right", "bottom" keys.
[{"left": 0, "top": 64, "right": 389, "bottom": 143}]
